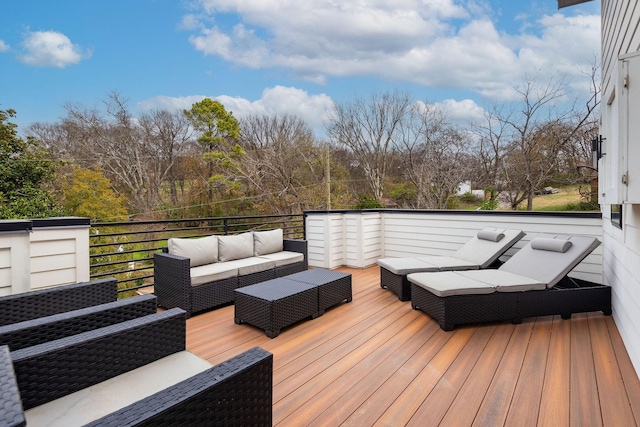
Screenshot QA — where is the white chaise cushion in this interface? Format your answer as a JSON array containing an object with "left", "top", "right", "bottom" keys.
[
  {"left": 257, "top": 251, "right": 304, "bottom": 267},
  {"left": 407, "top": 271, "right": 496, "bottom": 297},
  {"left": 254, "top": 229, "right": 284, "bottom": 256},
  {"left": 218, "top": 232, "right": 254, "bottom": 262},
  {"left": 168, "top": 235, "right": 218, "bottom": 267},
  {"left": 190, "top": 262, "right": 238, "bottom": 286},
  {"left": 530, "top": 237, "right": 572, "bottom": 253},
  {"left": 414, "top": 256, "right": 480, "bottom": 271},
  {"left": 456, "top": 270, "right": 546, "bottom": 292},
  {"left": 451, "top": 228, "right": 526, "bottom": 268},
  {"left": 499, "top": 234, "right": 601, "bottom": 288},
  {"left": 377, "top": 257, "right": 440, "bottom": 275},
  {"left": 25, "top": 351, "right": 212, "bottom": 427}
]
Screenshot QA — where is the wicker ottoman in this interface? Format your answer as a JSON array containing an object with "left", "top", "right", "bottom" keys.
[
  {"left": 234, "top": 279, "right": 319, "bottom": 338},
  {"left": 283, "top": 269, "right": 352, "bottom": 315}
]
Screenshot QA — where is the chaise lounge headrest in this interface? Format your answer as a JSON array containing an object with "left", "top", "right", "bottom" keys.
[
  {"left": 531, "top": 237, "right": 572, "bottom": 253},
  {"left": 477, "top": 229, "right": 505, "bottom": 242}
]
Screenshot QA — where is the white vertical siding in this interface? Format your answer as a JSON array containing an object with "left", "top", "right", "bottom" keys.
[{"left": 601, "top": 0, "right": 640, "bottom": 377}]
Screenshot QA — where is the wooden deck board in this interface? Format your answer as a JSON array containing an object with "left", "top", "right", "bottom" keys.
[{"left": 185, "top": 266, "right": 640, "bottom": 427}]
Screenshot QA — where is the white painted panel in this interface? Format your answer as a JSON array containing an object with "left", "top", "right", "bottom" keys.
[
  {"left": 30, "top": 239, "right": 76, "bottom": 257},
  {"left": 0, "top": 248, "right": 11, "bottom": 269},
  {"left": 31, "top": 253, "right": 76, "bottom": 274},
  {"left": 30, "top": 269, "right": 78, "bottom": 290}
]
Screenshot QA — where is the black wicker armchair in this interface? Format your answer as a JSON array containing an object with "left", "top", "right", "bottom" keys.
[
  {"left": 0, "top": 278, "right": 118, "bottom": 326},
  {"left": 1, "top": 308, "right": 273, "bottom": 426}
]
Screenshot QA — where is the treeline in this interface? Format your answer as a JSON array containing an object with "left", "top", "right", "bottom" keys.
[{"left": 1, "top": 74, "right": 600, "bottom": 221}]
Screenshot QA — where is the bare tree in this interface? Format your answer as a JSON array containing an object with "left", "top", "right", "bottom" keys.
[
  {"left": 397, "top": 102, "right": 471, "bottom": 208},
  {"left": 29, "top": 92, "right": 193, "bottom": 216},
  {"left": 326, "top": 90, "right": 412, "bottom": 203},
  {"left": 238, "top": 114, "right": 326, "bottom": 213},
  {"left": 471, "top": 70, "right": 600, "bottom": 210}
]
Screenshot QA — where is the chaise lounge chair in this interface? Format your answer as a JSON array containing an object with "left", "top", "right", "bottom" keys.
[
  {"left": 377, "top": 227, "right": 526, "bottom": 301},
  {"left": 408, "top": 234, "right": 611, "bottom": 331}
]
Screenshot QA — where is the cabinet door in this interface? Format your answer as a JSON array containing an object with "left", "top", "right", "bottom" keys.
[{"left": 623, "top": 52, "right": 640, "bottom": 203}]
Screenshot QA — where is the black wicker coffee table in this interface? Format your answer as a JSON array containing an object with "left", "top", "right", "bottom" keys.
[{"left": 234, "top": 269, "right": 352, "bottom": 338}]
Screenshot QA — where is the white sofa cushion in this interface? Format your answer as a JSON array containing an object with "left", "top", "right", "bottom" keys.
[
  {"left": 223, "top": 257, "right": 276, "bottom": 276},
  {"left": 258, "top": 251, "right": 304, "bottom": 267},
  {"left": 168, "top": 235, "right": 218, "bottom": 267},
  {"left": 218, "top": 232, "right": 254, "bottom": 262},
  {"left": 254, "top": 229, "right": 284, "bottom": 256},
  {"left": 190, "top": 262, "right": 238, "bottom": 286},
  {"left": 25, "top": 351, "right": 212, "bottom": 427}
]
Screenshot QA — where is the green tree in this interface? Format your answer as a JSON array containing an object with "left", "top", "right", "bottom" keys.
[
  {"left": 59, "top": 166, "right": 128, "bottom": 221},
  {"left": 0, "top": 109, "right": 62, "bottom": 219},
  {"left": 183, "top": 98, "right": 242, "bottom": 214}
]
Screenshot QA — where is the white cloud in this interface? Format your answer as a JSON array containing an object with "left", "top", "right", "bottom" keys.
[
  {"left": 435, "top": 99, "right": 486, "bottom": 127},
  {"left": 137, "top": 86, "right": 334, "bottom": 136},
  {"left": 0, "top": 40, "right": 9, "bottom": 52},
  {"left": 19, "top": 30, "right": 91, "bottom": 68},
  {"left": 184, "top": 1, "right": 599, "bottom": 101}
]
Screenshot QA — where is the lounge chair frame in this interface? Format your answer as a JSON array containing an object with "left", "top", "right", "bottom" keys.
[{"left": 411, "top": 276, "right": 612, "bottom": 331}]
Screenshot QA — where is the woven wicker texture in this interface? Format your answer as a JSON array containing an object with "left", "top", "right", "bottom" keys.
[
  {"left": 380, "top": 267, "right": 412, "bottom": 301},
  {"left": 12, "top": 309, "right": 186, "bottom": 410},
  {"left": 0, "top": 294, "right": 157, "bottom": 351},
  {"left": 86, "top": 347, "right": 273, "bottom": 427},
  {"left": 0, "top": 346, "right": 25, "bottom": 427},
  {"left": 235, "top": 279, "right": 318, "bottom": 338},
  {"left": 0, "top": 279, "right": 118, "bottom": 326},
  {"left": 283, "top": 269, "right": 352, "bottom": 314}
]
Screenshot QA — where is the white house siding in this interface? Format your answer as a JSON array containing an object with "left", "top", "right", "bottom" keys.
[{"left": 601, "top": 0, "right": 640, "bottom": 377}]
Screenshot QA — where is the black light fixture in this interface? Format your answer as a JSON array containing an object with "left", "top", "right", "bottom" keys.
[{"left": 592, "top": 135, "right": 605, "bottom": 170}]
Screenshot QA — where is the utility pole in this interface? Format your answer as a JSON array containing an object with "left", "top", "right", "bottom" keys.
[{"left": 326, "top": 145, "right": 331, "bottom": 210}]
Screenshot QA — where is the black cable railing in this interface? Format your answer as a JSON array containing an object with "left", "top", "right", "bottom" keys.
[{"left": 89, "top": 214, "right": 305, "bottom": 295}]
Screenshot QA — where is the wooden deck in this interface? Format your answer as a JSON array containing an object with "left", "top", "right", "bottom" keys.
[{"left": 186, "top": 266, "right": 640, "bottom": 426}]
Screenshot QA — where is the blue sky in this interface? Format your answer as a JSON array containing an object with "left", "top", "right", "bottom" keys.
[{"left": 0, "top": 0, "right": 600, "bottom": 136}]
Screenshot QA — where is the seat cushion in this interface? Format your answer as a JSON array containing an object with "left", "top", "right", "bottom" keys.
[
  {"left": 190, "top": 262, "right": 238, "bottom": 286},
  {"left": 257, "top": 251, "right": 304, "bottom": 267},
  {"left": 223, "top": 257, "right": 276, "bottom": 276},
  {"left": 218, "top": 232, "right": 254, "bottom": 262},
  {"left": 452, "top": 228, "right": 525, "bottom": 268},
  {"left": 456, "top": 270, "right": 546, "bottom": 292},
  {"left": 25, "top": 351, "right": 212, "bottom": 427},
  {"left": 168, "top": 235, "right": 218, "bottom": 267},
  {"left": 376, "top": 258, "right": 439, "bottom": 275},
  {"left": 254, "top": 229, "right": 284, "bottom": 256},
  {"left": 413, "top": 256, "right": 480, "bottom": 271},
  {"left": 407, "top": 271, "right": 496, "bottom": 297}
]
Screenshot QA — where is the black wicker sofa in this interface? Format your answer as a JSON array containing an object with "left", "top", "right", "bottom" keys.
[
  {"left": 1, "top": 308, "right": 273, "bottom": 426},
  {"left": 408, "top": 234, "right": 611, "bottom": 331},
  {"left": 154, "top": 228, "right": 308, "bottom": 317}
]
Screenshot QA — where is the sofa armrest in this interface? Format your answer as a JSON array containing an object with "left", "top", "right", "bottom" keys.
[
  {"left": 11, "top": 308, "right": 187, "bottom": 410},
  {"left": 0, "top": 294, "right": 157, "bottom": 351},
  {"left": 0, "top": 346, "right": 25, "bottom": 427},
  {"left": 87, "top": 347, "right": 273, "bottom": 427},
  {"left": 284, "top": 239, "right": 308, "bottom": 270},
  {"left": 0, "top": 278, "right": 118, "bottom": 327},
  {"left": 154, "top": 252, "right": 193, "bottom": 314}
]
